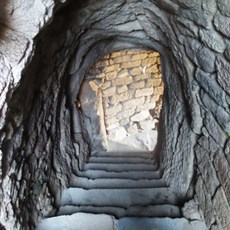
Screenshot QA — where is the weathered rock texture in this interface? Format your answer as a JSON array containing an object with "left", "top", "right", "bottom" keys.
[
  {"left": 0, "top": 0, "right": 230, "bottom": 229},
  {"left": 81, "top": 49, "right": 163, "bottom": 151}
]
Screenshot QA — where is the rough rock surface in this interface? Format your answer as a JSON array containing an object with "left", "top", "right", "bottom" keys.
[{"left": 0, "top": 0, "right": 230, "bottom": 229}]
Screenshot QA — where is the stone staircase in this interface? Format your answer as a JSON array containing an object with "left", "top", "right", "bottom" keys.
[{"left": 37, "top": 152, "right": 207, "bottom": 230}]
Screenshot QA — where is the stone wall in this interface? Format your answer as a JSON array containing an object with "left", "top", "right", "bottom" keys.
[
  {"left": 0, "top": 0, "right": 230, "bottom": 229},
  {"left": 84, "top": 49, "right": 163, "bottom": 151}
]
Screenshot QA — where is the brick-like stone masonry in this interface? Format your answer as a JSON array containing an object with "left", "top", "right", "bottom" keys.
[{"left": 86, "top": 49, "right": 163, "bottom": 140}]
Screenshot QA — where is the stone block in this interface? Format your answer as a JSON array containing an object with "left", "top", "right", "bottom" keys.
[
  {"left": 105, "top": 71, "right": 117, "bottom": 80},
  {"left": 217, "top": 0, "right": 230, "bottom": 17},
  {"left": 148, "top": 52, "right": 160, "bottom": 58},
  {"left": 102, "top": 86, "right": 116, "bottom": 97},
  {"left": 199, "top": 29, "right": 226, "bottom": 53},
  {"left": 117, "top": 108, "right": 135, "bottom": 120},
  {"left": 213, "top": 151, "right": 230, "bottom": 203},
  {"left": 216, "top": 56, "right": 230, "bottom": 95},
  {"left": 119, "top": 118, "right": 129, "bottom": 126},
  {"left": 153, "top": 85, "right": 164, "bottom": 95},
  {"left": 95, "top": 60, "right": 109, "bottom": 68},
  {"left": 110, "top": 51, "right": 123, "bottom": 58},
  {"left": 121, "top": 60, "right": 142, "bottom": 68},
  {"left": 105, "top": 116, "right": 118, "bottom": 126},
  {"left": 145, "top": 64, "right": 159, "bottom": 74},
  {"left": 146, "top": 78, "right": 162, "bottom": 87},
  {"left": 135, "top": 87, "right": 154, "bottom": 98},
  {"left": 107, "top": 126, "right": 127, "bottom": 141},
  {"left": 136, "top": 102, "right": 156, "bottom": 112},
  {"left": 89, "top": 80, "right": 100, "bottom": 93},
  {"left": 105, "top": 64, "right": 120, "bottom": 73},
  {"left": 127, "top": 124, "right": 139, "bottom": 135},
  {"left": 142, "top": 57, "right": 157, "bottom": 66},
  {"left": 118, "top": 91, "right": 134, "bottom": 102},
  {"left": 109, "top": 95, "right": 120, "bottom": 105},
  {"left": 122, "top": 97, "right": 145, "bottom": 109},
  {"left": 195, "top": 68, "right": 228, "bottom": 108},
  {"left": 131, "top": 53, "right": 148, "bottom": 61},
  {"left": 213, "top": 187, "right": 230, "bottom": 229},
  {"left": 95, "top": 72, "right": 105, "bottom": 79},
  {"left": 154, "top": 73, "right": 162, "bottom": 79},
  {"left": 112, "top": 76, "right": 132, "bottom": 86},
  {"left": 131, "top": 110, "right": 150, "bottom": 122},
  {"left": 129, "top": 67, "right": 142, "bottom": 76},
  {"left": 134, "top": 74, "right": 149, "bottom": 81},
  {"left": 114, "top": 56, "right": 130, "bottom": 63},
  {"left": 117, "top": 85, "right": 128, "bottom": 94},
  {"left": 104, "top": 104, "right": 122, "bottom": 117},
  {"left": 195, "top": 176, "right": 216, "bottom": 228},
  {"left": 117, "top": 69, "right": 129, "bottom": 78},
  {"left": 139, "top": 120, "right": 155, "bottom": 130},
  {"left": 106, "top": 122, "right": 119, "bottom": 131},
  {"left": 151, "top": 94, "right": 160, "bottom": 101},
  {"left": 196, "top": 146, "right": 220, "bottom": 196},
  {"left": 101, "top": 81, "right": 111, "bottom": 90},
  {"left": 129, "top": 80, "right": 145, "bottom": 89}
]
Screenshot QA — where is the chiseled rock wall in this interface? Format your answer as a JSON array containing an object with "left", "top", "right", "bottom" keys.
[
  {"left": 0, "top": 0, "right": 230, "bottom": 229},
  {"left": 85, "top": 49, "right": 163, "bottom": 150}
]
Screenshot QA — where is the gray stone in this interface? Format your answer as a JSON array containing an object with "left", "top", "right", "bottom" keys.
[
  {"left": 199, "top": 29, "right": 226, "bottom": 53},
  {"left": 37, "top": 213, "right": 117, "bottom": 230},
  {"left": 185, "top": 39, "right": 215, "bottom": 73},
  {"left": 182, "top": 200, "right": 202, "bottom": 220},
  {"left": 197, "top": 47, "right": 216, "bottom": 73},
  {"left": 224, "top": 46, "right": 230, "bottom": 61},
  {"left": 180, "top": 9, "right": 212, "bottom": 28},
  {"left": 204, "top": 112, "right": 227, "bottom": 148},
  {"left": 214, "top": 13, "right": 230, "bottom": 37},
  {"left": 195, "top": 68, "right": 228, "bottom": 108},
  {"left": 195, "top": 176, "right": 216, "bottom": 228},
  {"left": 213, "top": 151, "right": 230, "bottom": 203},
  {"left": 195, "top": 144, "right": 220, "bottom": 196},
  {"left": 216, "top": 56, "right": 230, "bottom": 96},
  {"left": 217, "top": 0, "right": 230, "bottom": 16},
  {"left": 212, "top": 187, "right": 230, "bottom": 229}
]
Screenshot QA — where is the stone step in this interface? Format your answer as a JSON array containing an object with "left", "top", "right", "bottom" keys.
[
  {"left": 37, "top": 213, "right": 116, "bottom": 230},
  {"left": 93, "top": 151, "right": 154, "bottom": 159},
  {"left": 58, "top": 204, "right": 181, "bottom": 218},
  {"left": 88, "top": 156, "right": 156, "bottom": 164},
  {"left": 118, "top": 217, "right": 207, "bottom": 230},
  {"left": 60, "top": 187, "right": 179, "bottom": 207},
  {"left": 77, "top": 169, "right": 161, "bottom": 180},
  {"left": 84, "top": 162, "right": 157, "bottom": 172},
  {"left": 37, "top": 213, "right": 207, "bottom": 230},
  {"left": 69, "top": 176, "right": 167, "bottom": 189}
]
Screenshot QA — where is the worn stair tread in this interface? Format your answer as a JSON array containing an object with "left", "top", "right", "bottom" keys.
[
  {"left": 37, "top": 213, "right": 117, "bottom": 230},
  {"left": 69, "top": 177, "right": 167, "bottom": 189},
  {"left": 84, "top": 162, "right": 157, "bottom": 172},
  {"left": 77, "top": 169, "right": 161, "bottom": 180},
  {"left": 58, "top": 204, "right": 181, "bottom": 218},
  {"left": 88, "top": 156, "right": 157, "bottom": 164},
  {"left": 118, "top": 217, "right": 207, "bottom": 230},
  {"left": 60, "top": 187, "right": 179, "bottom": 207},
  {"left": 93, "top": 151, "right": 154, "bottom": 159}
]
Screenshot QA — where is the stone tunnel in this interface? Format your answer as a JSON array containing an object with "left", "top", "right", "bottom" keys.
[{"left": 0, "top": 0, "right": 230, "bottom": 229}]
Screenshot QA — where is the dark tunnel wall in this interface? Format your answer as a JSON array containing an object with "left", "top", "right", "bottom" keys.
[{"left": 0, "top": 0, "right": 230, "bottom": 229}]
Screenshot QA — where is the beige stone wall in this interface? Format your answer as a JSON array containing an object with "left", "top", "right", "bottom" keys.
[{"left": 85, "top": 49, "right": 163, "bottom": 148}]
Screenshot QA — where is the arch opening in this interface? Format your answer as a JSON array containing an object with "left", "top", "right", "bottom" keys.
[{"left": 77, "top": 48, "right": 164, "bottom": 154}]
